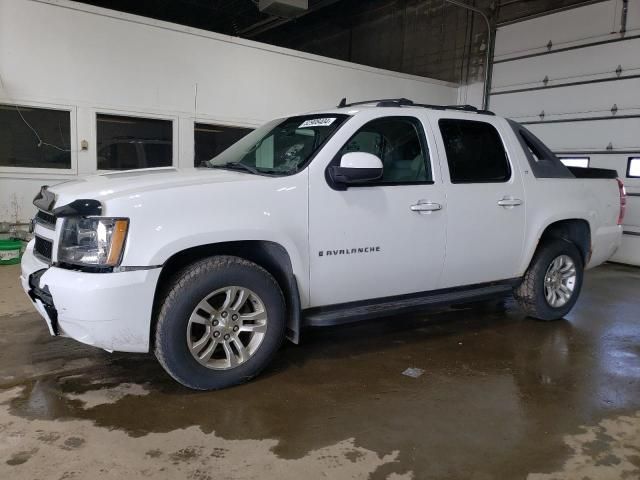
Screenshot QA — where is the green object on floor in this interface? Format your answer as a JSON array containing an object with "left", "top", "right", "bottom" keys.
[{"left": 0, "top": 239, "right": 23, "bottom": 265}]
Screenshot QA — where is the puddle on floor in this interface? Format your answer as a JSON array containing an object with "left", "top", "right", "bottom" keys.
[{"left": 1, "top": 264, "right": 639, "bottom": 479}]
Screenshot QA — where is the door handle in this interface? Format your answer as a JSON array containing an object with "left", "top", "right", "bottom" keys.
[
  {"left": 497, "top": 197, "right": 523, "bottom": 207},
  {"left": 411, "top": 201, "right": 442, "bottom": 212}
]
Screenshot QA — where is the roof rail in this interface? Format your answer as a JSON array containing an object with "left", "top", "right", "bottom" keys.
[{"left": 336, "top": 97, "right": 495, "bottom": 115}]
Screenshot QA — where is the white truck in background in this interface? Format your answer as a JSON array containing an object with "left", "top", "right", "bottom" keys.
[{"left": 21, "top": 99, "right": 625, "bottom": 390}]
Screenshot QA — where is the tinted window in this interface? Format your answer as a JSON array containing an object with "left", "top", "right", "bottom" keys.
[
  {"left": 144, "top": 143, "right": 173, "bottom": 166},
  {"left": 0, "top": 104, "right": 71, "bottom": 169},
  {"left": 194, "top": 123, "right": 253, "bottom": 166},
  {"left": 439, "top": 119, "right": 510, "bottom": 183},
  {"left": 97, "top": 114, "right": 172, "bottom": 170},
  {"left": 337, "top": 117, "right": 431, "bottom": 184},
  {"left": 97, "top": 142, "right": 138, "bottom": 171}
]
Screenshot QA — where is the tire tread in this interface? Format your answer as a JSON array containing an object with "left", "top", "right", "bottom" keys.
[
  {"left": 514, "top": 239, "right": 583, "bottom": 321},
  {"left": 154, "top": 255, "right": 284, "bottom": 390}
]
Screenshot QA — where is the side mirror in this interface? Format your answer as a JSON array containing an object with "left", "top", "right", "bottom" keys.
[{"left": 330, "top": 152, "right": 383, "bottom": 187}]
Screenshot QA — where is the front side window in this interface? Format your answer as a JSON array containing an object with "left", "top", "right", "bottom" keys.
[
  {"left": 336, "top": 117, "right": 431, "bottom": 184},
  {"left": 0, "top": 104, "right": 71, "bottom": 169},
  {"left": 439, "top": 119, "right": 510, "bottom": 183},
  {"left": 205, "top": 114, "right": 348, "bottom": 175},
  {"left": 97, "top": 114, "right": 172, "bottom": 170}
]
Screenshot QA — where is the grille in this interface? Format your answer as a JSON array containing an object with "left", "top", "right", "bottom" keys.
[
  {"left": 34, "top": 236, "right": 53, "bottom": 263},
  {"left": 36, "top": 210, "right": 56, "bottom": 229}
]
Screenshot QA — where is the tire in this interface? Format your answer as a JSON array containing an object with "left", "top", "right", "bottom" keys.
[
  {"left": 154, "top": 255, "right": 286, "bottom": 390},
  {"left": 514, "top": 239, "right": 584, "bottom": 321}
]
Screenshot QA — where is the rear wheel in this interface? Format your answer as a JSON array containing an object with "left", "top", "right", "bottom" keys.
[
  {"left": 514, "top": 239, "right": 584, "bottom": 321},
  {"left": 155, "top": 256, "right": 286, "bottom": 390}
]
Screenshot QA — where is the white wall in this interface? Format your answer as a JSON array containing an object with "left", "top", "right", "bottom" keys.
[
  {"left": 0, "top": 0, "right": 457, "bottom": 224},
  {"left": 489, "top": 0, "right": 640, "bottom": 266}
]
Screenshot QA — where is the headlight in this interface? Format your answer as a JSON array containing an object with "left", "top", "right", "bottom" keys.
[{"left": 58, "top": 217, "right": 129, "bottom": 267}]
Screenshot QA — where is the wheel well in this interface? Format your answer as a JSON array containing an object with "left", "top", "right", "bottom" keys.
[
  {"left": 151, "top": 241, "right": 302, "bottom": 348},
  {"left": 538, "top": 219, "right": 591, "bottom": 264}
]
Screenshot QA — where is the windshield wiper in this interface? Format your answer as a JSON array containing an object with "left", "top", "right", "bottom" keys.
[{"left": 211, "top": 162, "right": 261, "bottom": 175}]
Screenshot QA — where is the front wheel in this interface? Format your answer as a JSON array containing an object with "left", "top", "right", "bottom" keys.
[
  {"left": 154, "top": 256, "right": 286, "bottom": 390},
  {"left": 514, "top": 239, "right": 584, "bottom": 321}
]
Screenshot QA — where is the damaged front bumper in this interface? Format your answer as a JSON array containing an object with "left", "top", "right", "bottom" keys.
[
  {"left": 26, "top": 267, "right": 60, "bottom": 336},
  {"left": 20, "top": 240, "right": 161, "bottom": 353}
]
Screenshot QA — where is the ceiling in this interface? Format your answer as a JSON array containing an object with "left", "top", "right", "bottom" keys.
[{"left": 76, "top": 0, "right": 601, "bottom": 83}]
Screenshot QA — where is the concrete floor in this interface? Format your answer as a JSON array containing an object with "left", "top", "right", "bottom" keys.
[{"left": 0, "top": 263, "right": 639, "bottom": 479}]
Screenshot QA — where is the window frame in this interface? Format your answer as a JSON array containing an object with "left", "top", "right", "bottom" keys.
[
  {"left": 437, "top": 117, "right": 512, "bottom": 185},
  {"left": 627, "top": 157, "right": 640, "bottom": 178},
  {"left": 0, "top": 99, "right": 78, "bottom": 176},
  {"left": 559, "top": 156, "right": 590, "bottom": 168},
  {"left": 326, "top": 115, "right": 434, "bottom": 189},
  {"left": 94, "top": 109, "right": 178, "bottom": 173}
]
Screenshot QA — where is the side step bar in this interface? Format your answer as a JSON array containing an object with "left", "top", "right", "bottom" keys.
[{"left": 303, "top": 281, "right": 517, "bottom": 327}]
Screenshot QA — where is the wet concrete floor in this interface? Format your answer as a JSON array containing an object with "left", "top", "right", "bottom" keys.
[{"left": 0, "top": 263, "right": 639, "bottom": 479}]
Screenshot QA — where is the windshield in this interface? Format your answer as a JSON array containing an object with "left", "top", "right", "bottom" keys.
[{"left": 204, "top": 114, "right": 348, "bottom": 175}]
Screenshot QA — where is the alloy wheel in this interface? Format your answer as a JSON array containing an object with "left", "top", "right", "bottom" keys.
[
  {"left": 543, "top": 255, "right": 577, "bottom": 308},
  {"left": 186, "top": 286, "right": 268, "bottom": 370}
]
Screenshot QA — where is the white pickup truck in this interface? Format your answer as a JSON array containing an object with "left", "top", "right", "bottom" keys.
[{"left": 21, "top": 99, "right": 625, "bottom": 390}]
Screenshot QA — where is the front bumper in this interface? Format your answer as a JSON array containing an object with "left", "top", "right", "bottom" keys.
[{"left": 20, "top": 240, "right": 161, "bottom": 353}]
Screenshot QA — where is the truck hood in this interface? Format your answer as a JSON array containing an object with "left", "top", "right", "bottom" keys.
[{"left": 47, "top": 167, "right": 268, "bottom": 209}]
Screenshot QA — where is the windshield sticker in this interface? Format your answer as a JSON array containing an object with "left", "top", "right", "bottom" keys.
[{"left": 299, "top": 118, "right": 336, "bottom": 128}]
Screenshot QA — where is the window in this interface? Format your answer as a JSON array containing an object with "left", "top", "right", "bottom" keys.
[
  {"left": 439, "top": 119, "right": 510, "bottom": 183},
  {"left": 559, "top": 157, "right": 589, "bottom": 168},
  {"left": 97, "top": 114, "right": 172, "bottom": 170},
  {"left": 206, "top": 114, "right": 348, "bottom": 175},
  {"left": 0, "top": 103, "right": 71, "bottom": 169},
  {"left": 194, "top": 123, "right": 253, "bottom": 166},
  {"left": 336, "top": 117, "right": 431, "bottom": 184},
  {"left": 628, "top": 157, "right": 640, "bottom": 178}
]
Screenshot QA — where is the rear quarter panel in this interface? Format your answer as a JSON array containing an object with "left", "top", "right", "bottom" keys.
[{"left": 519, "top": 175, "right": 622, "bottom": 273}]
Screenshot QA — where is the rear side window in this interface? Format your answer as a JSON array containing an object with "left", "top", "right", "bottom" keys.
[{"left": 439, "top": 119, "right": 510, "bottom": 183}]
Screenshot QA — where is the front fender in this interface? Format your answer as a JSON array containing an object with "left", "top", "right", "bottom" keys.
[
  {"left": 106, "top": 173, "right": 310, "bottom": 304},
  {"left": 149, "top": 229, "right": 307, "bottom": 284}
]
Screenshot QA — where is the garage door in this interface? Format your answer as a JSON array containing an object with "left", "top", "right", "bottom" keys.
[{"left": 489, "top": 0, "right": 640, "bottom": 266}]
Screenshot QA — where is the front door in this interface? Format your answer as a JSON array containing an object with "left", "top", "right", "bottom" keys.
[{"left": 308, "top": 113, "right": 447, "bottom": 307}]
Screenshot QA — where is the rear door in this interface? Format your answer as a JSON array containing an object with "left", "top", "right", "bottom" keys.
[{"left": 429, "top": 114, "right": 526, "bottom": 287}]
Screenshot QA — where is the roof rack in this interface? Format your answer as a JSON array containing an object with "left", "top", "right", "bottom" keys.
[{"left": 336, "top": 97, "right": 495, "bottom": 116}]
